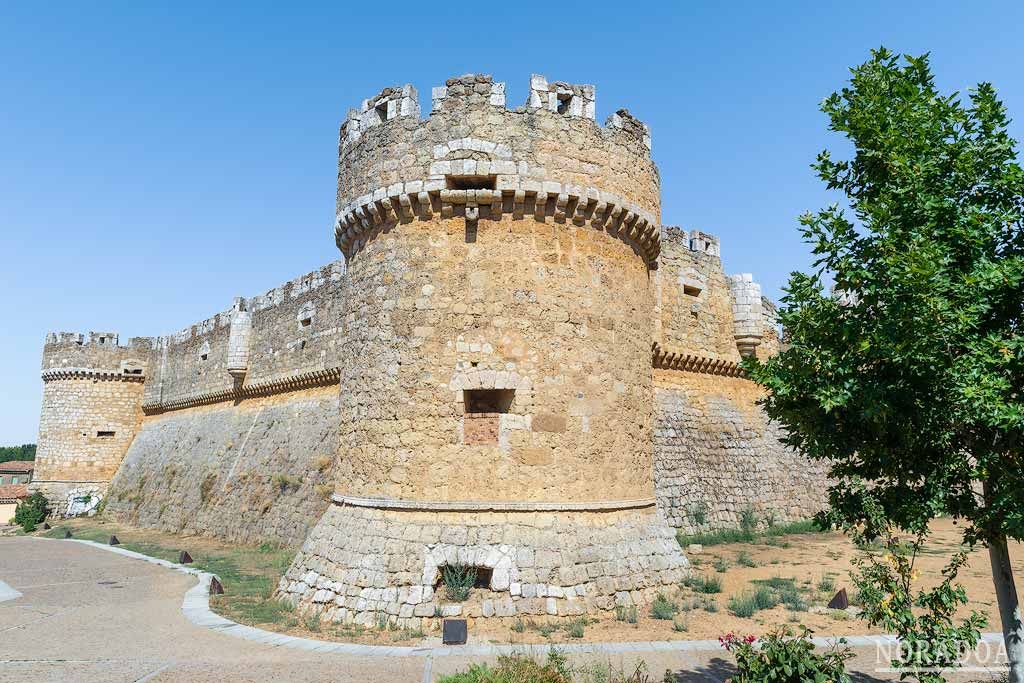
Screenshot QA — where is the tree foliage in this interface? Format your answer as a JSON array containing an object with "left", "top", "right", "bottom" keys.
[
  {"left": 14, "top": 491, "right": 49, "bottom": 532},
  {"left": 0, "top": 444, "right": 36, "bottom": 462},
  {"left": 748, "top": 48, "right": 1024, "bottom": 546}
]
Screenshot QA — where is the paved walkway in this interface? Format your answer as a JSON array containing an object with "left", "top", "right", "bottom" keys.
[{"left": 0, "top": 536, "right": 1006, "bottom": 682}]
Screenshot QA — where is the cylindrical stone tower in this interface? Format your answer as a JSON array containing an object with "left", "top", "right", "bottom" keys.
[
  {"left": 32, "top": 331, "right": 151, "bottom": 516},
  {"left": 280, "top": 74, "right": 687, "bottom": 625}
]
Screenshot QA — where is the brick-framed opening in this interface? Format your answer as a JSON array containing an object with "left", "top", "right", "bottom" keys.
[{"left": 464, "top": 388, "right": 514, "bottom": 414}]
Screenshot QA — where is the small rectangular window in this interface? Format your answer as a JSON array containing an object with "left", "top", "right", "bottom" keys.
[
  {"left": 97, "top": 430, "right": 116, "bottom": 438},
  {"left": 445, "top": 175, "right": 497, "bottom": 191},
  {"left": 464, "top": 389, "right": 514, "bottom": 414},
  {"left": 300, "top": 317, "right": 312, "bottom": 327},
  {"left": 375, "top": 103, "right": 388, "bottom": 123},
  {"left": 683, "top": 284, "right": 702, "bottom": 297},
  {"left": 557, "top": 94, "right": 572, "bottom": 115}
]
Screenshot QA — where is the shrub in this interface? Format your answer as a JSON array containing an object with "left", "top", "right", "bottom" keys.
[
  {"left": 713, "top": 557, "right": 730, "bottom": 573},
  {"left": 738, "top": 506, "right": 759, "bottom": 538},
  {"left": 438, "top": 650, "right": 571, "bottom": 683},
  {"left": 14, "top": 491, "right": 49, "bottom": 532},
  {"left": 614, "top": 605, "right": 639, "bottom": 624},
  {"left": 736, "top": 551, "right": 757, "bottom": 568},
  {"left": 650, "top": 593, "right": 678, "bottom": 620},
  {"left": 672, "top": 614, "right": 689, "bottom": 632},
  {"left": 720, "top": 626, "right": 852, "bottom": 682},
  {"left": 728, "top": 587, "right": 778, "bottom": 618},
  {"left": 441, "top": 564, "right": 477, "bottom": 602},
  {"left": 817, "top": 574, "right": 836, "bottom": 593},
  {"left": 565, "top": 618, "right": 585, "bottom": 639},
  {"left": 687, "top": 501, "right": 709, "bottom": 527},
  {"left": 683, "top": 574, "right": 722, "bottom": 594}
]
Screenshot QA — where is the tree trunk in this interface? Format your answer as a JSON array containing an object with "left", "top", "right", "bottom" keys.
[{"left": 988, "top": 530, "right": 1024, "bottom": 682}]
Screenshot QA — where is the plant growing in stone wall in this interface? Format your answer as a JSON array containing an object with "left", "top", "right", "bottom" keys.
[{"left": 442, "top": 564, "right": 477, "bottom": 602}]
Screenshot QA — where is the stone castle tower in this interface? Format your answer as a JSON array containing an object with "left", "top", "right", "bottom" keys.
[
  {"left": 278, "top": 74, "right": 686, "bottom": 622},
  {"left": 33, "top": 73, "right": 829, "bottom": 626},
  {"left": 34, "top": 332, "right": 151, "bottom": 516}
]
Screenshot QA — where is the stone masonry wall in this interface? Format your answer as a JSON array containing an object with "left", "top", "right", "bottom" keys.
[
  {"left": 656, "top": 227, "right": 741, "bottom": 361},
  {"left": 143, "top": 261, "right": 346, "bottom": 410},
  {"left": 652, "top": 369, "right": 829, "bottom": 533},
  {"left": 105, "top": 386, "right": 338, "bottom": 547}
]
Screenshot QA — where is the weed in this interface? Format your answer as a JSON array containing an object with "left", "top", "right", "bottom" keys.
[
  {"left": 736, "top": 551, "right": 757, "bottom": 568},
  {"left": 672, "top": 614, "right": 689, "bottom": 632},
  {"left": 687, "top": 501, "right": 709, "bottom": 527},
  {"left": 302, "top": 611, "right": 322, "bottom": 632},
  {"left": 738, "top": 506, "right": 759, "bottom": 538},
  {"left": 511, "top": 618, "right": 526, "bottom": 633},
  {"left": 728, "top": 586, "right": 778, "bottom": 617},
  {"left": 818, "top": 574, "right": 836, "bottom": 593},
  {"left": 650, "top": 593, "right": 678, "bottom": 620},
  {"left": 677, "top": 519, "right": 821, "bottom": 548},
  {"left": 713, "top": 557, "right": 730, "bottom": 573},
  {"left": 682, "top": 574, "right": 722, "bottom": 594},
  {"left": 441, "top": 564, "right": 477, "bottom": 602},
  {"left": 565, "top": 618, "right": 586, "bottom": 639}
]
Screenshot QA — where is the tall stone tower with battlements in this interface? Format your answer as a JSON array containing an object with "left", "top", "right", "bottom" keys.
[
  {"left": 32, "top": 72, "right": 829, "bottom": 626},
  {"left": 278, "top": 74, "right": 687, "bottom": 623}
]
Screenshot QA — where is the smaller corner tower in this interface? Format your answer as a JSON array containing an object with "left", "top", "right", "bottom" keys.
[{"left": 32, "top": 331, "right": 153, "bottom": 516}]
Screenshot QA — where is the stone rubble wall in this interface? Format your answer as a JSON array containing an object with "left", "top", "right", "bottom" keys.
[
  {"left": 103, "top": 387, "right": 338, "bottom": 547},
  {"left": 652, "top": 369, "right": 829, "bottom": 533},
  {"left": 278, "top": 504, "right": 687, "bottom": 627}
]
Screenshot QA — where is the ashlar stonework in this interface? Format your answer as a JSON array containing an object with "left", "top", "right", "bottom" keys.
[{"left": 33, "top": 73, "right": 828, "bottom": 624}]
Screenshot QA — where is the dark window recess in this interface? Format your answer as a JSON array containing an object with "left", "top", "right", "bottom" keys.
[
  {"left": 557, "top": 94, "right": 572, "bottom": 114},
  {"left": 123, "top": 368, "right": 143, "bottom": 375},
  {"left": 374, "top": 103, "right": 388, "bottom": 123},
  {"left": 464, "top": 389, "right": 514, "bottom": 413},
  {"left": 299, "top": 340, "right": 307, "bottom": 350},
  {"left": 445, "top": 175, "right": 496, "bottom": 191},
  {"left": 200, "top": 353, "right": 208, "bottom": 361},
  {"left": 300, "top": 317, "right": 312, "bottom": 327},
  {"left": 434, "top": 566, "right": 493, "bottom": 590},
  {"left": 683, "top": 284, "right": 702, "bottom": 297},
  {"left": 96, "top": 431, "right": 115, "bottom": 438}
]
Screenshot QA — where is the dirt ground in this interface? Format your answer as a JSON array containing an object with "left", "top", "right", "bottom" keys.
[{"left": 38, "top": 516, "right": 1020, "bottom": 646}]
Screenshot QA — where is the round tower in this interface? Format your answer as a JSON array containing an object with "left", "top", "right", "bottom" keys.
[
  {"left": 33, "top": 332, "right": 151, "bottom": 516},
  {"left": 280, "top": 74, "right": 687, "bottom": 624}
]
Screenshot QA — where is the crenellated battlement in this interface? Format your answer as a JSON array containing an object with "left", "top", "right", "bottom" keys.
[
  {"left": 334, "top": 73, "right": 662, "bottom": 265},
  {"left": 42, "top": 331, "right": 154, "bottom": 379}
]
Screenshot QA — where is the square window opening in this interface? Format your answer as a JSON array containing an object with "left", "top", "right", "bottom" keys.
[
  {"left": 445, "top": 175, "right": 496, "bottom": 191},
  {"left": 374, "top": 103, "right": 388, "bottom": 123},
  {"left": 464, "top": 388, "right": 514, "bottom": 414},
  {"left": 683, "top": 284, "right": 702, "bottom": 297},
  {"left": 556, "top": 94, "right": 573, "bottom": 115},
  {"left": 96, "top": 430, "right": 115, "bottom": 438},
  {"left": 300, "top": 317, "right": 312, "bottom": 327}
]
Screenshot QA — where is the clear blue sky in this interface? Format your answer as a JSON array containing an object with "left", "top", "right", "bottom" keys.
[{"left": 2, "top": 1, "right": 1022, "bottom": 444}]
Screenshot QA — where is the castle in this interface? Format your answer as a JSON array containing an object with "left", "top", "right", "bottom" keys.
[{"left": 33, "top": 74, "right": 828, "bottom": 624}]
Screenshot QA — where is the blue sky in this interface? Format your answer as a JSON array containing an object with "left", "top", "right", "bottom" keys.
[{"left": 2, "top": 1, "right": 1022, "bottom": 444}]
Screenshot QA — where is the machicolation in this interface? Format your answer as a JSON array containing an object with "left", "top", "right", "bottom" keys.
[{"left": 33, "top": 73, "right": 829, "bottom": 625}]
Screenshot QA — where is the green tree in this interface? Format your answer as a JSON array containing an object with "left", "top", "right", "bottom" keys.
[
  {"left": 14, "top": 491, "right": 49, "bottom": 532},
  {"left": 0, "top": 444, "right": 36, "bottom": 461},
  {"left": 748, "top": 49, "right": 1024, "bottom": 680}
]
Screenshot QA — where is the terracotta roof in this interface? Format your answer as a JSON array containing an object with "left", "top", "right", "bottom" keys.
[
  {"left": 0, "top": 483, "right": 28, "bottom": 503},
  {"left": 0, "top": 461, "right": 34, "bottom": 473}
]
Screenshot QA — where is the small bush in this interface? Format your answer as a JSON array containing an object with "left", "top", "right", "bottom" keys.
[
  {"left": 818, "top": 574, "right": 836, "bottom": 593},
  {"left": 438, "top": 651, "right": 571, "bottom": 683},
  {"left": 728, "top": 587, "right": 778, "bottom": 618},
  {"left": 720, "top": 626, "right": 852, "bottom": 682},
  {"left": 614, "top": 605, "right": 639, "bottom": 624},
  {"left": 14, "top": 491, "right": 49, "bottom": 532},
  {"left": 687, "top": 501, "right": 709, "bottom": 527},
  {"left": 713, "top": 557, "right": 730, "bottom": 573},
  {"left": 672, "top": 614, "right": 689, "bottom": 632},
  {"left": 511, "top": 618, "right": 526, "bottom": 633},
  {"left": 441, "top": 564, "right": 477, "bottom": 602},
  {"left": 701, "top": 596, "right": 719, "bottom": 613},
  {"left": 650, "top": 593, "right": 678, "bottom": 620},
  {"left": 565, "top": 618, "right": 585, "bottom": 639},
  {"left": 302, "top": 611, "right": 322, "bottom": 632},
  {"left": 736, "top": 551, "right": 757, "bottom": 568},
  {"left": 683, "top": 574, "right": 722, "bottom": 594},
  {"left": 738, "top": 506, "right": 759, "bottom": 538}
]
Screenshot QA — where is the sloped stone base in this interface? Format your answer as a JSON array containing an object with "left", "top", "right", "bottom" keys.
[{"left": 278, "top": 502, "right": 688, "bottom": 626}]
